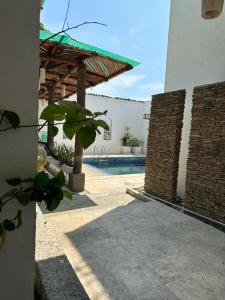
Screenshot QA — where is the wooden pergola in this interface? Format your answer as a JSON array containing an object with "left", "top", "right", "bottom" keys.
[{"left": 39, "top": 30, "right": 140, "bottom": 191}]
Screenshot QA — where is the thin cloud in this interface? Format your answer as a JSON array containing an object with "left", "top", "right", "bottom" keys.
[
  {"left": 109, "top": 36, "right": 120, "bottom": 46},
  {"left": 88, "top": 73, "right": 146, "bottom": 96},
  {"left": 141, "top": 82, "right": 164, "bottom": 94},
  {"left": 129, "top": 25, "right": 142, "bottom": 35}
]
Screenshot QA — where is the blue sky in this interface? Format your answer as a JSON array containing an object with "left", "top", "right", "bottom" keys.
[{"left": 41, "top": 0, "right": 170, "bottom": 100}]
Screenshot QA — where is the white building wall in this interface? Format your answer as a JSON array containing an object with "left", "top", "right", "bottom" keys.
[
  {"left": 165, "top": 0, "right": 225, "bottom": 198},
  {"left": 0, "top": 1, "right": 39, "bottom": 299},
  {"left": 39, "top": 94, "right": 151, "bottom": 155}
]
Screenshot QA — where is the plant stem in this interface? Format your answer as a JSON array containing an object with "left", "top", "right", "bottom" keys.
[
  {"left": 38, "top": 121, "right": 48, "bottom": 132},
  {"left": 0, "top": 197, "right": 14, "bottom": 209},
  {"left": 0, "top": 116, "right": 105, "bottom": 133}
]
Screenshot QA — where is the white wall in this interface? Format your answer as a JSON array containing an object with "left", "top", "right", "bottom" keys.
[
  {"left": 0, "top": 2, "right": 39, "bottom": 299},
  {"left": 165, "top": 0, "right": 225, "bottom": 198},
  {"left": 40, "top": 94, "right": 151, "bottom": 155}
]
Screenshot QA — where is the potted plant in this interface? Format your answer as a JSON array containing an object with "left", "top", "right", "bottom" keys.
[
  {"left": 121, "top": 127, "right": 132, "bottom": 154},
  {"left": 202, "top": 0, "right": 224, "bottom": 19},
  {"left": 131, "top": 138, "right": 142, "bottom": 154}
]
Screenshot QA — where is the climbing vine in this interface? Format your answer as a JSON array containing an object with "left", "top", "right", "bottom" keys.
[{"left": 0, "top": 101, "right": 109, "bottom": 248}]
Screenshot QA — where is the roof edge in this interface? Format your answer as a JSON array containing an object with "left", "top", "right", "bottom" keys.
[
  {"left": 39, "top": 30, "right": 140, "bottom": 68},
  {"left": 87, "top": 93, "right": 150, "bottom": 103}
]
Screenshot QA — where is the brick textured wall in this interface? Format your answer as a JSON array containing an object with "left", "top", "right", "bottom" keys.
[
  {"left": 144, "top": 90, "right": 185, "bottom": 202},
  {"left": 185, "top": 82, "right": 225, "bottom": 223}
]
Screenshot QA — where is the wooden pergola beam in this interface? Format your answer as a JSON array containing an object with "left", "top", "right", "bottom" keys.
[
  {"left": 45, "top": 72, "right": 94, "bottom": 86},
  {"left": 47, "top": 62, "right": 68, "bottom": 71},
  {"left": 52, "top": 65, "right": 77, "bottom": 89},
  {"left": 73, "top": 62, "right": 86, "bottom": 175},
  {"left": 47, "top": 87, "right": 55, "bottom": 151},
  {"left": 86, "top": 70, "right": 106, "bottom": 80},
  {"left": 41, "top": 55, "right": 108, "bottom": 80},
  {"left": 41, "top": 55, "right": 81, "bottom": 65},
  {"left": 46, "top": 70, "right": 104, "bottom": 84},
  {"left": 39, "top": 35, "right": 139, "bottom": 102},
  {"left": 41, "top": 46, "right": 57, "bottom": 68},
  {"left": 66, "top": 62, "right": 87, "bottom": 192}
]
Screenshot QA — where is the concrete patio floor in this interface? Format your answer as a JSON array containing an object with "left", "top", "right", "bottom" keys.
[{"left": 42, "top": 174, "right": 225, "bottom": 300}]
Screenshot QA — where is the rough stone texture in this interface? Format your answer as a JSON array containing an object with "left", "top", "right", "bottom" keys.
[
  {"left": 46, "top": 196, "right": 225, "bottom": 300},
  {"left": 185, "top": 82, "right": 225, "bottom": 223},
  {"left": 35, "top": 206, "right": 89, "bottom": 300},
  {"left": 144, "top": 90, "right": 186, "bottom": 202}
]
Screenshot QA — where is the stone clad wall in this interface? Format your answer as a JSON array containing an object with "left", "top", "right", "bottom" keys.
[
  {"left": 144, "top": 90, "right": 186, "bottom": 202},
  {"left": 185, "top": 82, "right": 225, "bottom": 223}
]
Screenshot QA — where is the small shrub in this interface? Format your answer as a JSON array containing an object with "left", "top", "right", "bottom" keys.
[
  {"left": 52, "top": 143, "right": 75, "bottom": 166},
  {"left": 131, "top": 138, "right": 140, "bottom": 147},
  {"left": 121, "top": 127, "right": 133, "bottom": 146}
]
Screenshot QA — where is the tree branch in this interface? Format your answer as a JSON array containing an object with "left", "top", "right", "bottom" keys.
[
  {"left": 40, "top": 22, "right": 107, "bottom": 47},
  {"left": 62, "top": 0, "right": 71, "bottom": 31}
]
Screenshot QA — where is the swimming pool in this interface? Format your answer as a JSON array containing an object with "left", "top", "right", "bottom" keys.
[{"left": 83, "top": 156, "right": 145, "bottom": 175}]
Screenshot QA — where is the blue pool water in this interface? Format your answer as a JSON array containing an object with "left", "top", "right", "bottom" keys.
[{"left": 83, "top": 157, "right": 145, "bottom": 175}]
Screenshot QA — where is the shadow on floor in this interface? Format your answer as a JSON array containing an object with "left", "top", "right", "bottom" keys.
[
  {"left": 36, "top": 255, "right": 90, "bottom": 300},
  {"left": 40, "top": 194, "right": 97, "bottom": 214},
  {"left": 63, "top": 201, "right": 225, "bottom": 300}
]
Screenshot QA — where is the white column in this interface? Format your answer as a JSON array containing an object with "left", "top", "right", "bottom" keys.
[
  {"left": 0, "top": 1, "right": 39, "bottom": 299},
  {"left": 165, "top": 0, "right": 225, "bottom": 198}
]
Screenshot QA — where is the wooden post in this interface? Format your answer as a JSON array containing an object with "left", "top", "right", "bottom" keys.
[
  {"left": 47, "top": 87, "right": 55, "bottom": 151},
  {"left": 73, "top": 62, "right": 86, "bottom": 174}
]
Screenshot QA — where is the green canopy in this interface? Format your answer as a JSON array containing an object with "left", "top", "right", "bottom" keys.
[
  {"left": 39, "top": 30, "right": 140, "bottom": 100},
  {"left": 40, "top": 30, "right": 140, "bottom": 68}
]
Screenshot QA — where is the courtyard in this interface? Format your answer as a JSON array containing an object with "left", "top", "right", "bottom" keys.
[
  {"left": 37, "top": 169, "right": 225, "bottom": 300},
  {"left": 2, "top": 1, "right": 225, "bottom": 299}
]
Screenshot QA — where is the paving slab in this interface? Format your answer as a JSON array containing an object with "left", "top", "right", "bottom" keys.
[
  {"left": 35, "top": 206, "right": 90, "bottom": 300},
  {"left": 42, "top": 174, "right": 225, "bottom": 300}
]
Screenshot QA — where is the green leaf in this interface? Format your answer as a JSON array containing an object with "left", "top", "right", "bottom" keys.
[
  {"left": 45, "top": 188, "right": 64, "bottom": 211},
  {"left": 50, "top": 171, "right": 65, "bottom": 187},
  {"left": 63, "top": 122, "right": 80, "bottom": 140},
  {"left": 16, "top": 210, "right": 22, "bottom": 228},
  {"left": 40, "top": 104, "right": 65, "bottom": 121},
  {"left": 34, "top": 172, "right": 49, "bottom": 189},
  {"left": 46, "top": 198, "right": 61, "bottom": 211},
  {"left": 81, "top": 108, "right": 93, "bottom": 116},
  {"left": 94, "top": 110, "right": 107, "bottom": 117},
  {"left": 3, "top": 220, "right": 16, "bottom": 231},
  {"left": 96, "top": 120, "right": 109, "bottom": 130},
  {"left": 52, "top": 126, "right": 58, "bottom": 137},
  {"left": 66, "top": 110, "right": 83, "bottom": 122},
  {"left": 59, "top": 101, "right": 81, "bottom": 114},
  {"left": 64, "top": 190, "right": 72, "bottom": 201},
  {"left": 53, "top": 188, "right": 64, "bottom": 201},
  {"left": 16, "top": 192, "right": 32, "bottom": 206},
  {"left": 77, "top": 127, "right": 96, "bottom": 149},
  {"left": 30, "top": 190, "right": 43, "bottom": 203},
  {"left": 4, "top": 110, "right": 20, "bottom": 128},
  {"left": 6, "top": 178, "right": 22, "bottom": 186}
]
